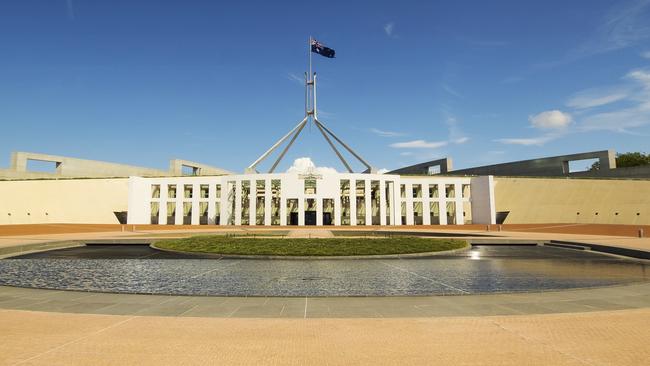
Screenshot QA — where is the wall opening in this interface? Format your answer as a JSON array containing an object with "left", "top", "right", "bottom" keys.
[
  {"left": 181, "top": 165, "right": 199, "bottom": 176},
  {"left": 356, "top": 180, "right": 366, "bottom": 225},
  {"left": 567, "top": 158, "right": 600, "bottom": 173},
  {"left": 323, "top": 198, "right": 334, "bottom": 225},
  {"left": 340, "top": 180, "right": 350, "bottom": 225},
  {"left": 287, "top": 199, "right": 298, "bottom": 225},
  {"left": 241, "top": 181, "right": 250, "bottom": 225},
  {"left": 199, "top": 202, "right": 208, "bottom": 225},
  {"left": 271, "top": 180, "right": 281, "bottom": 225},
  {"left": 427, "top": 165, "right": 441, "bottom": 175},
  {"left": 26, "top": 159, "right": 60, "bottom": 173}
]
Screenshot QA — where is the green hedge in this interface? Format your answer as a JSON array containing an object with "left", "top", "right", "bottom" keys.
[{"left": 154, "top": 236, "right": 467, "bottom": 256}]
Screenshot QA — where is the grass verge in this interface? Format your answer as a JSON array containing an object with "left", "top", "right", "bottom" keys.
[{"left": 154, "top": 236, "right": 467, "bottom": 256}]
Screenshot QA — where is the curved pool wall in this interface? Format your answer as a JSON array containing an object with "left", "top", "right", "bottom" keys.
[{"left": 0, "top": 245, "right": 648, "bottom": 297}]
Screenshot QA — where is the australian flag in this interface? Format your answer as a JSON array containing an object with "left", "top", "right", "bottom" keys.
[{"left": 311, "top": 39, "right": 335, "bottom": 58}]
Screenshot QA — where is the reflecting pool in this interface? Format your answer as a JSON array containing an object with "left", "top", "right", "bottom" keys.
[{"left": 0, "top": 244, "right": 648, "bottom": 296}]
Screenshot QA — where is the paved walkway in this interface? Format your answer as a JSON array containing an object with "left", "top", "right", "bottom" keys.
[
  {"left": 1, "top": 308, "right": 649, "bottom": 365},
  {"left": 1, "top": 282, "right": 650, "bottom": 318},
  {"left": 1, "top": 224, "right": 649, "bottom": 365},
  {"left": 286, "top": 229, "right": 334, "bottom": 238}
]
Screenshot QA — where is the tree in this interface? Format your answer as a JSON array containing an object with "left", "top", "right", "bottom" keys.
[
  {"left": 615, "top": 152, "right": 650, "bottom": 168},
  {"left": 590, "top": 152, "right": 649, "bottom": 171}
]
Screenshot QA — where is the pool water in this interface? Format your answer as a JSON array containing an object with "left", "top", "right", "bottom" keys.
[{"left": 0, "top": 244, "right": 648, "bottom": 296}]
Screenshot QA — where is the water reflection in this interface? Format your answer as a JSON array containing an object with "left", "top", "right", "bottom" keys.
[{"left": 0, "top": 245, "right": 648, "bottom": 296}]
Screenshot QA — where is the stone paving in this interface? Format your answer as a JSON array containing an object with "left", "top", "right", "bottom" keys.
[
  {"left": 0, "top": 224, "right": 649, "bottom": 365},
  {"left": 1, "top": 281, "right": 649, "bottom": 318},
  {"left": 1, "top": 308, "right": 649, "bottom": 365}
]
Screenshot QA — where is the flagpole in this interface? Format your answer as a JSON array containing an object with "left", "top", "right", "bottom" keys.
[{"left": 308, "top": 36, "right": 312, "bottom": 82}]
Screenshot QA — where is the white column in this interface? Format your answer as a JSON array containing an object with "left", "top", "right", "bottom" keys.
[
  {"left": 405, "top": 183, "right": 414, "bottom": 225},
  {"left": 159, "top": 184, "right": 168, "bottom": 225},
  {"left": 334, "top": 196, "right": 341, "bottom": 226},
  {"left": 280, "top": 197, "right": 287, "bottom": 226},
  {"left": 364, "top": 179, "right": 371, "bottom": 226},
  {"left": 316, "top": 198, "right": 323, "bottom": 226},
  {"left": 220, "top": 183, "right": 229, "bottom": 226},
  {"left": 249, "top": 180, "right": 256, "bottom": 226},
  {"left": 379, "top": 180, "right": 387, "bottom": 226},
  {"left": 174, "top": 198, "right": 182, "bottom": 225},
  {"left": 298, "top": 196, "right": 305, "bottom": 226},
  {"left": 191, "top": 183, "right": 199, "bottom": 225},
  {"left": 350, "top": 180, "right": 357, "bottom": 226},
  {"left": 423, "top": 183, "right": 431, "bottom": 225},
  {"left": 439, "top": 195, "right": 448, "bottom": 225},
  {"left": 455, "top": 183, "right": 464, "bottom": 225},
  {"left": 390, "top": 181, "right": 397, "bottom": 225},
  {"left": 264, "top": 179, "right": 272, "bottom": 226},
  {"left": 207, "top": 182, "right": 215, "bottom": 225},
  {"left": 470, "top": 176, "right": 496, "bottom": 225},
  {"left": 234, "top": 180, "right": 242, "bottom": 226}
]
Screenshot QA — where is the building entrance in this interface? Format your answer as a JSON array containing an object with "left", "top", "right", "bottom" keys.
[
  {"left": 289, "top": 212, "right": 299, "bottom": 225},
  {"left": 305, "top": 211, "right": 317, "bottom": 225}
]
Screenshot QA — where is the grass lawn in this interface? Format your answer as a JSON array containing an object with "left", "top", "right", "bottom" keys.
[{"left": 153, "top": 236, "right": 467, "bottom": 256}]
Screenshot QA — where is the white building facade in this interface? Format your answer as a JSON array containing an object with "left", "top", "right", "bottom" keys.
[{"left": 127, "top": 173, "right": 496, "bottom": 226}]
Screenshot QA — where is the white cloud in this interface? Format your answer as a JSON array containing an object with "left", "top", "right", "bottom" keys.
[
  {"left": 528, "top": 110, "right": 572, "bottom": 129},
  {"left": 442, "top": 84, "right": 462, "bottom": 98},
  {"left": 445, "top": 116, "right": 468, "bottom": 143},
  {"left": 287, "top": 72, "right": 304, "bottom": 85},
  {"left": 390, "top": 140, "right": 448, "bottom": 149},
  {"left": 567, "top": 0, "right": 650, "bottom": 60},
  {"left": 496, "top": 111, "right": 570, "bottom": 146},
  {"left": 642, "top": 51, "right": 650, "bottom": 59},
  {"left": 580, "top": 105, "right": 650, "bottom": 131},
  {"left": 576, "top": 67, "right": 650, "bottom": 131},
  {"left": 384, "top": 22, "right": 395, "bottom": 37},
  {"left": 399, "top": 152, "right": 413, "bottom": 156},
  {"left": 370, "top": 128, "right": 405, "bottom": 137},
  {"left": 377, "top": 168, "right": 389, "bottom": 174},
  {"left": 567, "top": 89, "right": 628, "bottom": 109},
  {"left": 495, "top": 135, "right": 558, "bottom": 146},
  {"left": 627, "top": 68, "right": 650, "bottom": 87},
  {"left": 286, "top": 157, "right": 337, "bottom": 174}
]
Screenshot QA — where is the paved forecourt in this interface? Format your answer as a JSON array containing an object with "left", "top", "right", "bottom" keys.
[
  {"left": 1, "top": 224, "right": 650, "bottom": 365},
  {"left": 1, "top": 308, "right": 649, "bottom": 365},
  {"left": 1, "top": 281, "right": 650, "bottom": 318}
]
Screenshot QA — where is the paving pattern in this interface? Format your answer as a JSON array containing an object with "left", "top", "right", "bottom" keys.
[
  {"left": 0, "top": 225, "right": 648, "bottom": 365},
  {"left": 1, "top": 280, "right": 650, "bottom": 318},
  {"left": 1, "top": 308, "right": 649, "bottom": 365}
]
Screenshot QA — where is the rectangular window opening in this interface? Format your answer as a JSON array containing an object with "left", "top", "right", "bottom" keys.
[
  {"left": 445, "top": 184, "right": 455, "bottom": 198},
  {"left": 271, "top": 180, "right": 281, "bottom": 225},
  {"left": 184, "top": 184, "right": 193, "bottom": 199},
  {"left": 168, "top": 185, "right": 177, "bottom": 199},
  {"left": 567, "top": 158, "right": 600, "bottom": 173},
  {"left": 150, "top": 202, "right": 159, "bottom": 224},
  {"left": 181, "top": 165, "right": 199, "bottom": 176},
  {"left": 427, "top": 165, "right": 441, "bottom": 175},
  {"left": 304, "top": 179, "right": 317, "bottom": 195},
  {"left": 151, "top": 184, "right": 160, "bottom": 198},
  {"left": 26, "top": 159, "right": 60, "bottom": 173}
]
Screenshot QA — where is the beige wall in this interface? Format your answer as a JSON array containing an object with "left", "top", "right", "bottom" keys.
[
  {"left": 495, "top": 177, "right": 650, "bottom": 225},
  {"left": 1, "top": 176, "right": 649, "bottom": 226},
  {"left": 0, "top": 178, "right": 128, "bottom": 225}
]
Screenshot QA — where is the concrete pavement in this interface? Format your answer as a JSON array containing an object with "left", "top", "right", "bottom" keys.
[{"left": 1, "top": 308, "right": 649, "bottom": 365}]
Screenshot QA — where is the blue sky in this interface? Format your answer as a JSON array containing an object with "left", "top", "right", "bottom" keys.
[{"left": 1, "top": 0, "right": 650, "bottom": 173}]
